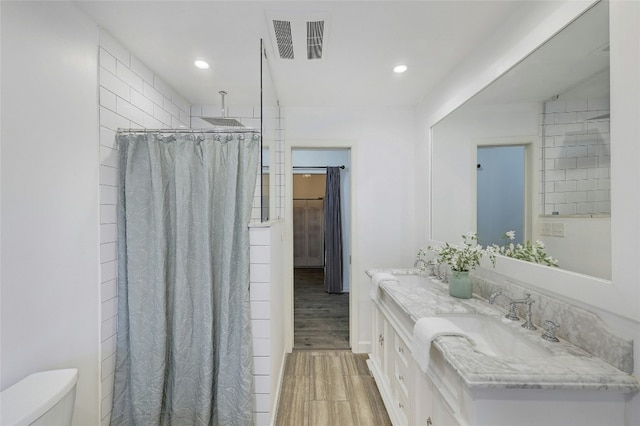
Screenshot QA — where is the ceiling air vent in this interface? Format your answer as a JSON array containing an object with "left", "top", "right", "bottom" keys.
[
  {"left": 267, "top": 12, "right": 329, "bottom": 62},
  {"left": 307, "top": 20, "right": 324, "bottom": 60},
  {"left": 272, "top": 20, "right": 294, "bottom": 59}
]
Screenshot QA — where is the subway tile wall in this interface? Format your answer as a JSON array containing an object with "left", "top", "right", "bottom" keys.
[
  {"left": 273, "top": 113, "right": 286, "bottom": 220},
  {"left": 98, "top": 29, "right": 191, "bottom": 426},
  {"left": 540, "top": 98, "right": 610, "bottom": 215},
  {"left": 249, "top": 226, "right": 273, "bottom": 425}
]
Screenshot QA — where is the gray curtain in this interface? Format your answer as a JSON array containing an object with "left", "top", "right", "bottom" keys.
[
  {"left": 324, "top": 167, "right": 343, "bottom": 293},
  {"left": 111, "top": 131, "right": 259, "bottom": 426}
]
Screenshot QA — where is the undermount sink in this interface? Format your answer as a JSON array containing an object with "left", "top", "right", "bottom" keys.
[
  {"left": 437, "top": 313, "right": 550, "bottom": 358},
  {"left": 394, "top": 274, "right": 438, "bottom": 291}
]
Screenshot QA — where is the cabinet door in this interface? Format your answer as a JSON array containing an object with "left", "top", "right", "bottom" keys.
[
  {"left": 371, "top": 307, "right": 383, "bottom": 365},
  {"left": 293, "top": 200, "right": 307, "bottom": 265},
  {"left": 293, "top": 199, "right": 325, "bottom": 267},
  {"left": 431, "top": 387, "right": 460, "bottom": 426},
  {"left": 305, "top": 200, "right": 324, "bottom": 266},
  {"left": 415, "top": 371, "right": 435, "bottom": 426}
]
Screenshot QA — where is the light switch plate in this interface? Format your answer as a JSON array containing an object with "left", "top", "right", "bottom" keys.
[
  {"left": 552, "top": 222, "right": 565, "bottom": 237},
  {"left": 540, "top": 223, "right": 552, "bottom": 236}
]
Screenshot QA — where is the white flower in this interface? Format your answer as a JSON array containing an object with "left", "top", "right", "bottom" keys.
[{"left": 505, "top": 230, "right": 516, "bottom": 240}]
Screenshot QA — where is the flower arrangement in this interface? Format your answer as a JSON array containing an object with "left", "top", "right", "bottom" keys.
[
  {"left": 416, "top": 230, "right": 559, "bottom": 273},
  {"left": 416, "top": 232, "right": 495, "bottom": 272},
  {"left": 490, "top": 231, "right": 559, "bottom": 267}
]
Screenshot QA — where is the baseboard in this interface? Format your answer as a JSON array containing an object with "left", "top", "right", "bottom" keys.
[
  {"left": 356, "top": 340, "right": 372, "bottom": 354},
  {"left": 269, "top": 345, "right": 288, "bottom": 426}
]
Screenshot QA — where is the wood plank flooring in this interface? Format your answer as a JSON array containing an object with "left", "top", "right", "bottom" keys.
[
  {"left": 294, "top": 268, "right": 349, "bottom": 349},
  {"left": 275, "top": 350, "right": 392, "bottom": 426}
]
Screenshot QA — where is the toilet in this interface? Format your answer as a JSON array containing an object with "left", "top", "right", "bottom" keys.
[{"left": 0, "top": 369, "right": 78, "bottom": 426}]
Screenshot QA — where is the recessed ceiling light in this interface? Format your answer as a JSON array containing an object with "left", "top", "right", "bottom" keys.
[
  {"left": 194, "top": 60, "right": 210, "bottom": 69},
  {"left": 393, "top": 65, "right": 407, "bottom": 73}
]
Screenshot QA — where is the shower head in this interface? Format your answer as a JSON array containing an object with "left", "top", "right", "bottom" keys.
[
  {"left": 202, "top": 91, "right": 245, "bottom": 127},
  {"left": 202, "top": 117, "right": 245, "bottom": 127}
]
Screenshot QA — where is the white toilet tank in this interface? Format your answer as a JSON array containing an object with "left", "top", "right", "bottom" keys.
[{"left": 0, "top": 368, "right": 78, "bottom": 426}]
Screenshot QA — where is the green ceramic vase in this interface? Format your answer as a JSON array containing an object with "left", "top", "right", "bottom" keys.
[{"left": 449, "top": 270, "right": 472, "bottom": 299}]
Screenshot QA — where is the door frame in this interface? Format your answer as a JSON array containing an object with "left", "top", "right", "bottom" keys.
[
  {"left": 471, "top": 136, "right": 537, "bottom": 243},
  {"left": 283, "top": 140, "right": 357, "bottom": 352}
]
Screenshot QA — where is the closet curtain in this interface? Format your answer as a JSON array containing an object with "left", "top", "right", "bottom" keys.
[
  {"left": 111, "top": 131, "right": 259, "bottom": 425},
  {"left": 324, "top": 166, "right": 343, "bottom": 293}
]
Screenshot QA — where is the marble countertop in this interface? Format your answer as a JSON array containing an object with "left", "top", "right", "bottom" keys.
[{"left": 367, "top": 269, "right": 640, "bottom": 392}]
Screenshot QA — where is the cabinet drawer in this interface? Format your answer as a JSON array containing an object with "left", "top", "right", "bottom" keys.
[
  {"left": 394, "top": 332, "right": 410, "bottom": 367},
  {"left": 393, "top": 390, "right": 410, "bottom": 426},
  {"left": 394, "top": 357, "right": 410, "bottom": 399}
]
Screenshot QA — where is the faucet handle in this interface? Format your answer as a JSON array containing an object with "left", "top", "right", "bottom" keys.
[
  {"left": 505, "top": 302, "right": 520, "bottom": 321},
  {"left": 542, "top": 320, "right": 560, "bottom": 342}
]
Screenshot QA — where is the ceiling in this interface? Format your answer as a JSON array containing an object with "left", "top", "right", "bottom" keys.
[{"left": 75, "top": 1, "right": 539, "bottom": 108}]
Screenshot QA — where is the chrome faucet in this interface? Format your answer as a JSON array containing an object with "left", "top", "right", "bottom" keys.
[
  {"left": 489, "top": 290, "right": 520, "bottom": 320},
  {"left": 489, "top": 290, "right": 537, "bottom": 330},
  {"left": 488, "top": 289, "right": 505, "bottom": 304},
  {"left": 510, "top": 293, "right": 537, "bottom": 330},
  {"left": 414, "top": 258, "right": 428, "bottom": 268}
]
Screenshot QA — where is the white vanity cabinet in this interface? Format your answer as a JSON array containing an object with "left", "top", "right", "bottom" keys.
[
  {"left": 370, "top": 301, "right": 461, "bottom": 426},
  {"left": 370, "top": 296, "right": 631, "bottom": 426},
  {"left": 371, "top": 307, "right": 414, "bottom": 425}
]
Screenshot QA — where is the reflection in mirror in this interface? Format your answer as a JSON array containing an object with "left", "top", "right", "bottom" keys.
[
  {"left": 430, "top": 1, "right": 610, "bottom": 279},
  {"left": 477, "top": 145, "right": 525, "bottom": 246}
]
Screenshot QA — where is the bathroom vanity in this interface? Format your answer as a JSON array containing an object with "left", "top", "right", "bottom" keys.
[{"left": 368, "top": 270, "right": 639, "bottom": 426}]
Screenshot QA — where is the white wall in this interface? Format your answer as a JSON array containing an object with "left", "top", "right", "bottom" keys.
[
  {"left": 0, "top": 2, "right": 101, "bottom": 425},
  {"left": 284, "top": 106, "right": 418, "bottom": 351}
]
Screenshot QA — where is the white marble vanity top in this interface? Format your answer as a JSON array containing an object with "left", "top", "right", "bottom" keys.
[{"left": 367, "top": 269, "right": 640, "bottom": 392}]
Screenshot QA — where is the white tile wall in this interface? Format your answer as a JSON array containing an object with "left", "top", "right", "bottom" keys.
[
  {"left": 540, "top": 97, "right": 610, "bottom": 215},
  {"left": 98, "top": 29, "right": 190, "bottom": 426},
  {"left": 249, "top": 226, "right": 273, "bottom": 425}
]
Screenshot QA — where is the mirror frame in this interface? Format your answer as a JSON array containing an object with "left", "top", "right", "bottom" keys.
[{"left": 426, "top": 0, "right": 640, "bottom": 322}]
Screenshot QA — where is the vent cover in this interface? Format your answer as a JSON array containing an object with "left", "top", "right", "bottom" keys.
[
  {"left": 267, "top": 12, "right": 330, "bottom": 62},
  {"left": 307, "top": 21, "right": 324, "bottom": 60},
  {"left": 273, "top": 20, "right": 294, "bottom": 59}
]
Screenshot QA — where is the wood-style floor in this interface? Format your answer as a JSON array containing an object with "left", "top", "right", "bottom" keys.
[
  {"left": 275, "top": 350, "right": 392, "bottom": 426},
  {"left": 294, "top": 268, "right": 349, "bottom": 349},
  {"left": 280, "top": 270, "right": 391, "bottom": 425}
]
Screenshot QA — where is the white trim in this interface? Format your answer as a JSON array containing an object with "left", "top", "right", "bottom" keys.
[
  {"left": 284, "top": 139, "right": 359, "bottom": 352},
  {"left": 269, "top": 342, "right": 288, "bottom": 426},
  {"left": 471, "top": 136, "right": 537, "bottom": 243}
]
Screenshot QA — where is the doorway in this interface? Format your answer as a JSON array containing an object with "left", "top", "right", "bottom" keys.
[
  {"left": 291, "top": 148, "right": 351, "bottom": 349},
  {"left": 477, "top": 145, "right": 525, "bottom": 246}
]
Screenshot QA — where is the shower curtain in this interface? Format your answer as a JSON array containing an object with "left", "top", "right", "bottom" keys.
[
  {"left": 324, "top": 166, "right": 343, "bottom": 293},
  {"left": 110, "top": 131, "right": 259, "bottom": 426}
]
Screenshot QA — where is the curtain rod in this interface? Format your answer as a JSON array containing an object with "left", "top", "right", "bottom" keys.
[
  {"left": 293, "top": 165, "right": 345, "bottom": 169},
  {"left": 118, "top": 127, "right": 260, "bottom": 134}
]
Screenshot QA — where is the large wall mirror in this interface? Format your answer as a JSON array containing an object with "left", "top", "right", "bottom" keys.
[{"left": 431, "top": 1, "right": 610, "bottom": 280}]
